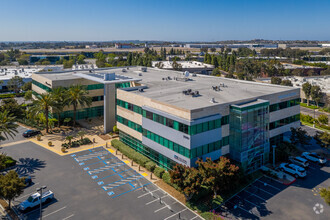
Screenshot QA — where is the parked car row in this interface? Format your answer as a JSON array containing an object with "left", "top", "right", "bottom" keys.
[{"left": 279, "top": 152, "right": 327, "bottom": 178}]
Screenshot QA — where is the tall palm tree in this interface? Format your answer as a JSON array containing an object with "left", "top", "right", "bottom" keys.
[
  {"left": 0, "top": 110, "right": 18, "bottom": 141},
  {"left": 51, "top": 87, "right": 68, "bottom": 128},
  {"left": 31, "top": 93, "right": 53, "bottom": 133},
  {"left": 67, "top": 85, "right": 92, "bottom": 127}
]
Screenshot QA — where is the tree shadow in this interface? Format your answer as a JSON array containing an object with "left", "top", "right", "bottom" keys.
[{"left": 15, "top": 158, "right": 46, "bottom": 176}]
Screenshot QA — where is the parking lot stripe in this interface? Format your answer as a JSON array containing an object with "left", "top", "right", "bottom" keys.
[
  {"left": 236, "top": 195, "right": 260, "bottom": 208},
  {"left": 227, "top": 201, "right": 258, "bottom": 218},
  {"left": 138, "top": 189, "right": 160, "bottom": 198},
  {"left": 257, "top": 179, "right": 281, "bottom": 191},
  {"left": 245, "top": 189, "right": 267, "bottom": 202},
  {"left": 154, "top": 205, "right": 169, "bottom": 213},
  {"left": 102, "top": 176, "right": 143, "bottom": 191},
  {"left": 146, "top": 195, "right": 168, "bottom": 205},
  {"left": 95, "top": 168, "right": 134, "bottom": 181},
  {"left": 252, "top": 185, "right": 275, "bottom": 196},
  {"left": 164, "top": 208, "right": 187, "bottom": 220},
  {"left": 111, "top": 182, "right": 152, "bottom": 199},
  {"left": 87, "top": 162, "right": 124, "bottom": 175},
  {"left": 62, "top": 214, "right": 75, "bottom": 220},
  {"left": 43, "top": 206, "right": 67, "bottom": 218},
  {"left": 190, "top": 215, "right": 199, "bottom": 220}
]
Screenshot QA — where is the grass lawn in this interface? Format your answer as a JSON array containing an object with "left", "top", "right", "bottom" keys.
[
  {"left": 300, "top": 103, "right": 318, "bottom": 109},
  {"left": 301, "top": 121, "right": 330, "bottom": 133}
]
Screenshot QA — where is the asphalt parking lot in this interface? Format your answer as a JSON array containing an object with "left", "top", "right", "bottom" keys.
[
  {"left": 216, "top": 162, "right": 329, "bottom": 220},
  {"left": 0, "top": 125, "right": 27, "bottom": 145},
  {"left": 2, "top": 142, "right": 202, "bottom": 220}
]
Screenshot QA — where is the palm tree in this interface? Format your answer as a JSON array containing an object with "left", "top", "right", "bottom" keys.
[
  {"left": 0, "top": 110, "right": 18, "bottom": 141},
  {"left": 31, "top": 93, "right": 53, "bottom": 133},
  {"left": 51, "top": 87, "right": 68, "bottom": 128},
  {"left": 67, "top": 85, "right": 92, "bottom": 127}
]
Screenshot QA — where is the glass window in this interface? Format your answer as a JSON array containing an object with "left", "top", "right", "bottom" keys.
[{"left": 202, "top": 122, "right": 209, "bottom": 132}]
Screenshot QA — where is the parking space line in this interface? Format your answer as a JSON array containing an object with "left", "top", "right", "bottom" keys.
[
  {"left": 227, "top": 201, "right": 258, "bottom": 218},
  {"left": 95, "top": 168, "right": 134, "bottom": 181},
  {"left": 245, "top": 189, "right": 267, "bottom": 202},
  {"left": 190, "top": 215, "right": 199, "bottom": 220},
  {"left": 236, "top": 195, "right": 260, "bottom": 208},
  {"left": 257, "top": 179, "right": 281, "bottom": 191},
  {"left": 62, "top": 214, "right": 75, "bottom": 220},
  {"left": 146, "top": 195, "right": 168, "bottom": 205},
  {"left": 43, "top": 206, "right": 67, "bottom": 218},
  {"left": 252, "top": 185, "right": 275, "bottom": 196},
  {"left": 164, "top": 208, "right": 187, "bottom": 220},
  {"left": 17, "top": 193, "right": 34, "bottom": 201},
  {"left": 111, "top": 182, "right": 152, "bottom": 199},
  {"left": 138, "top": 189, "right": 160, "bottom": 198},
  {"left": 155, "top": 205, "right": 169, "bottom": 213}
]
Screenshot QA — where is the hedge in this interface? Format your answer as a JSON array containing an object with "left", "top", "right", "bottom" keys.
[
  {"left": 162, "top": 172, "right": 171, "bottom": 185},
  {"left": 154, "top": 167, "right": 166, "bottom": 178},
  {"left": 0, "top": 93, "right": 15, "bottom": 99},
  {"left": 111, "top": 139, "right": 150, "bottom": 167},
  {"left": 145, "top": 161, "right": 157, "bottom": 172}
]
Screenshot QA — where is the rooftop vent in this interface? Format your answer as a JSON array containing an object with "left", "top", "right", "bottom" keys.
[
  {"left": 122, "top": 68, "right": 127, "bottom": 72},
  {"left": 138, "top": 72, "right": 142, "bottom": 76},
  {"left": 210, "top": 98, "right": 216, "bottom": 103},
  {"left": 138, "top": 88, "right": 144, "bottom": 92},
  {"left": 140, "top": 67, "right": 147, "bottom": 72},
  {"left": 182, "top": 89, "right": 200, "bottom": 97},
  {"left": 212, "top": 86, "right": 221, "bottom": 91}
]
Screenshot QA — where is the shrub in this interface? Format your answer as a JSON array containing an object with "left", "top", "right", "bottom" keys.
[
  {"left": 81, "top": 137, "right": 92, "bottom": 145},
  {"left": 154, "top": 167, "right": 165, "bottom": 178},
  {"left": 0, "top": 94, "right": 15, "bottom": 99},
  {"left": 61, "top": 143, "right": 70, "bottom": 149},
  {"left": 145, "top": 161, "right": 157, "bottom": 172},
  {"left": 111, "top": 139, "right": 152, "bottom": 167},
  {"left": 71, "top": 141, "right": 80, "bottom": 148},
  {"left": 162, "top": 172, "right": 171, "bottom": 185}
]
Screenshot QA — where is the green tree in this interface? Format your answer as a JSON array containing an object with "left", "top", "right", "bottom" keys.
[
  {"left": 24, "top": 90, "right": 33, "bottom": 101},
  {"left": 21, "top": 81, "right": 32, "bottom": 91},
  {"left": 0, "top": 170, "right": 25, "bottom": 209},
  {"left": 67, "top": 85, "right": 92, "bottom": 127},
  {"left": 302, "top": 82, "right": 312, "bottom": 106},
  {"left": 314, "top": 131, "right": 330, "bottom": 149},
  {"left": 318, "top": 115, "right": 329, "bottom": 125},
  {"left": 210, "top": 48, "right": 216, "bottom": 52},
  {"left": 0, "top": 98, "right": 24, "bottom": 118},
  {"left": 212, "top": 68, "right": 220, "bottom": 76},
  {"left": 172, "top": 61, "right": 182, "bottom": 71},
  {"left": 51, "top": 87, "right": 68, "bottom": 127},
  {"left": 66, "top": 135, "right": 73, "bottom": 145},
  {"left": 271, "top": 77, "right": 282, "bottom": 85},
  {"left": 319, "top": 187, "right": 330, "bottom": 205},
  {"left": 196, "top": 157, "right": 239, "bottom": 198},
  {"left": 169, "top": 164, "right": 203, "bottom": 201},
  {"left": 310, "top": 85, "right": 323, "bottom": 107},
  {"left": 0, "top": 110, "right": 18, "bottom": 142},
  {"left": 280, "top": 80, "right": 293, "bottom": 87},
  {"left": 7, "top": 76, "right": 24, "bottom": 93},
  {"left": 211, "top": 55, "right": 219, "bottom": 68},
  {"left": 113, "top": 125, "right": 119, "bottom": 133},
  {"left": 31, "top": 93, "right": 54, "bottom": 133},
  {"left": 290, "top": 127, "right": 311, "bottom": 146},
  {"left": 77, "top": 131, "right": 86, "bottom": 140}
]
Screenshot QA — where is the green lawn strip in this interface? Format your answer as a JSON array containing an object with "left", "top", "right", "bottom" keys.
[
  {"left": 301, "top": 121, "right": 330, "bottom": 133},
  {"left": 300, "top": 103, "right": 318, "bottom": 110}
]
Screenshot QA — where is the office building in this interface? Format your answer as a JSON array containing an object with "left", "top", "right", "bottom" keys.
[{"left": 32, "top": 67, "right": 300, "bottom": 173}]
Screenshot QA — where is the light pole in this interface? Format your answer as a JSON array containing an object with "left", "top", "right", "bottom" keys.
[
  {"left": 272, "top": 145, "right": 276, "bottom": 167},
  {"left": 37, "top": 186, "right": 47, "bottom": 220}
]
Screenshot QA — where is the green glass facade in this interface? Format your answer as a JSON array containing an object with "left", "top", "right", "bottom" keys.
[
  {"left": 119, "top": 131, "right": 176, "bottom": 170},
  {"left": 229, "top": 102, "right": 270, "bottom": 174},
  {"left": 117, "top": 115, "right": 143, "bottom": 133},
  {"left": 32, "top": 80, "right": 52, "bottom": 92},
  {"left": 269, "top": 114, "right": 300, "bottom": 130},
  {"left": 57, "top": 106, "right": 104, "bottom": 120},
  {"left": 269, "top": 98, "right": 300, "bottom": 112}
]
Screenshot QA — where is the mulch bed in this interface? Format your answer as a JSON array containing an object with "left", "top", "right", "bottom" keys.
[
  {"left": 0, "top": 199, "right": 20, "bottom": 220},
  {"left": 99, "top": 134, "right": 111, "bottom": 140},
  {"left": 155, "top": 179, "right": 186, "bottom": 205}
]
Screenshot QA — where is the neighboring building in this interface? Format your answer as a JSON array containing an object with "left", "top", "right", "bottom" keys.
[
  {"left": 72, "top": 64, "right": 98, "bottom": 70},
  {"left": 32, "top": 67, "right": 300, "bottom": 173},
  {"left": 0, "top": 66, "right": 43, "bottom": 91},
  {"left": 115, "top": 43, "right": 136, "bottom": 49},
  {"left": 151, "top": 61, "right": 214, "bottom": 75},
  {"left": 185, "top": 43, "right": 278, "bottom": 49}
]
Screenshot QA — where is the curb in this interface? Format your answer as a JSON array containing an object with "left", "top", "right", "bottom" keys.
[{"left": 283, "top": 178, "right": 297, "bottom": 186}]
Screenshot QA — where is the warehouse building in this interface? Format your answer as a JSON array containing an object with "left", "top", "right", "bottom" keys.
[{"left": 32, "top": 67, "right": 300, "bottom": 173}]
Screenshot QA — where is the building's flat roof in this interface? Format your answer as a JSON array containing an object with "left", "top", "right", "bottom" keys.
[
  {"left": 0, "top": 67, "right": 42, "bottom": 80},
  {"left": 151, "top": 61, "right": 214, "bottom": 69},
  {"left": 35, "top": 67, "right": 298, "bottom": 110}
]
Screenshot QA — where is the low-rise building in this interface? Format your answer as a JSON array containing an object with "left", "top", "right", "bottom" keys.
[
  {"left": 32, "top": 67, "right": 300, "bottom": 173},
  {"left": 151, "top": 61, "right": 214, "bottom": 75}
]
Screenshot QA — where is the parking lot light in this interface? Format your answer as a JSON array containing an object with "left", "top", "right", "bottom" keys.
[
  {"left": 36, "top": 185, "right": 47, "bottom": 220},
  {"left": 272, "top": 145, "right": 277, "bottom": 167}
]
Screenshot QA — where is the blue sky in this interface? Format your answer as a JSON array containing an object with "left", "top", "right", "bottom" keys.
[{"left": 1, "top": 0, "right": 329, "bottom": 41}]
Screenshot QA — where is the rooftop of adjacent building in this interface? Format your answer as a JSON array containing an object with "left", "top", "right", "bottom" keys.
[
  {"left": 151, "top": 61, "right": 214, "bottom": 69},
  {"left": 34, "top": 66, "right": 298, "bottom": 110}
]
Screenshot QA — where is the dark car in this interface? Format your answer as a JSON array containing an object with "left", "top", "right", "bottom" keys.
[
  {"left": 20, "top": 175, "right": 32, "bottom": 187},
  {"left": 23, "top": 130, "right": 41, "bottom": 138}
]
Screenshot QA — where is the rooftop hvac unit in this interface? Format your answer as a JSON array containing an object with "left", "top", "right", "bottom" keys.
[
  {"left": 184, "top": 71, "right": 190, "bottom": 77},
  {"left": 210, "top": 98, "right": 216, "bottom": 103},
  {"left": 138, "top": 73, "right": 142, "bottom": 76},
  {"left": 140, "top": 67, "right": 147, "bottom": 72},
  {"left": 122, "top": 68, "right": 127, "bottom": 72},
  {"left": 138, "top": 88, "right": 144, "bottom": 92}
]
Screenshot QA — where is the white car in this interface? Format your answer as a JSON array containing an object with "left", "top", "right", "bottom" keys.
[
  {"left": 18, "top": 190, "right": 54, "bottom": 211},
  {"left": 279, "top": 163, "right": 307, "bottom": 178},
  {"left": 289, "top": 156, "right": 309, "bottom": 168},
  {"left": 302, "top": 152, "right": 327, "bottom": 165}
]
